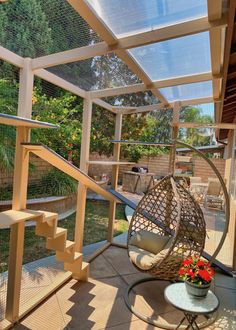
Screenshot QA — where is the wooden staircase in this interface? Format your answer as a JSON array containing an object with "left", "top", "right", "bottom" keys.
[{"left": 0, "top": 209, "right": 89, "bottom": 281}]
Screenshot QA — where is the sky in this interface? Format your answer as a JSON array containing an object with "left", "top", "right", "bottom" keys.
[{"left": 196, "top": 103, "right": 214, "bottom": 118}]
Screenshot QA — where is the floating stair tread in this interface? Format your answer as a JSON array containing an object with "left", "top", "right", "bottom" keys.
[
  {"left": 40, "top": 211, "right": 58, "bottom": 221},
  {"left": 56, "top": 250, "right": 81, "bottom": 263},
  {"left": 65, "top": 240, "right": 75, "bottom": 250},
  {"left": 54, "top": 227, "right": 67, "bottom": 237},
  {"left": 87, "top": 161, "right": 135, "bottom": 165},
  {"left": 0, "top": 113, "right": 59, "bottom": 129},
  {"left": 0, "top": 209, "right": 44, "bottom": 228}
]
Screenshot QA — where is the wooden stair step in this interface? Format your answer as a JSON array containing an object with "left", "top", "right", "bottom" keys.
[
  {"left": 72, "top": 262, "right": 90, "bottom": 281},
  {"left": 0, "top": 209, "right": 44, "bottom": 228},
  {"left": 56, "top": 240, "right": 76, "bottom": 263},
  {"left": 56, "top": 250, "right": 81, "bottom": 264},
  {"left": 41, "top": 211, "right": 58, "bottom": 222},
  {"left": 46, "top": 227, "right": 67, "bottom": 251},
  {"left": 35, "top": 217, "right": 57, "bottom": 238},
  {"left": 64, "top": 254, "right": 83, "bottom": 273}
]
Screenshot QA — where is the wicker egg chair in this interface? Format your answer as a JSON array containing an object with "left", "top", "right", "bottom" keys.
[
  {"left": 127, "top": 175, "right": 206, "bottom": 280},
  {"left": 124, "top": 140, "right": 230, "bottom": 329}
]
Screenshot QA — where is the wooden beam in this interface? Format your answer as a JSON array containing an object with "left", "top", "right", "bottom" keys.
[
  {"left": 208, "top": 0, "right": 223, "bottom": 20},
  {"left": 92, "top": 98, "right": 116, "bottom": 113},
  {"left": 208, "top": 0, "right": 224, "bottom": 101},
  {"left": 111, "top": 140, "right": 173, "bottom": 147},
  {"left": 173, "top": 122, "right": 236, "bottom": 129},
  {"left": 219, "top": 0, "right": 236, "bottom": 122},
  {"left": 120, "top": 103, "right": 166, "bottom": 115},
  {"left": 67, "top": 0, "right": 117, "bottom": 45},
  {"left": 90, "top": 83, "right": 146, "bottom": 99},
  {"left": 67, "top": 0, "right": 169, "bottom": 105},
  {"left": 31, "top": 16, "right": 226, "bottom": 70},
  {"left": 180, "top": 96, "right": 214, "bottom": 106},
  {"left": 0, "top": 46, "right": 24, "bottom": 68},
  {"left": 32, "top": 42, "right": 110, "bottom": 70},
  {"left": 107, "top": 113, "right": 122, "bottom": 243},
  {"left": 34, "top": 69, "right": 87, "bottom": 98},
  {"left": 119, "top": 16, "right": 227, "bottom": 50},
  {"left": 18, "top": 59, "right": 34, "bottom": 119},
  {"left": 74, "top": 98, "right": 92, "bottom": 253},
  {"left": 90, "top": 72, "right": 213, "bottom": 99},
  {"left": 34, "top": 69, "right": 117, "bottom": 114},
  {"left": 6, "top": 128, "right": 30, "bottom": 323}
]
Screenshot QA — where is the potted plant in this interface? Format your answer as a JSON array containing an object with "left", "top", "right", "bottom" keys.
[{"left": 178, "top": 255, "right": 215, "bottom": 297}]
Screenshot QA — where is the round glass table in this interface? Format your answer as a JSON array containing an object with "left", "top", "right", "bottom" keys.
[{"left": 164, "top": 283, "right": 219, "bottom": 330}]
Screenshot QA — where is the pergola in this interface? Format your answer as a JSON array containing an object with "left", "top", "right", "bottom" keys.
[{"left": 0, "top": 0, "right": 236, "bottom": 328}]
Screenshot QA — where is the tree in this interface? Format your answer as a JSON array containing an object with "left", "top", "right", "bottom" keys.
[
  {"left": 2, "top": 0, "right": 52, "bottom": 58},
  {"left": 32, "top": 89, "right": 83, "bottom": 165},
  {"left": 38, "top": 0, "right": 97, "bottom": 91}
]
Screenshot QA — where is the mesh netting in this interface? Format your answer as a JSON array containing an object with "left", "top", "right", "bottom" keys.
[
  {"left": 104, "top": 91, "right": 158, "bottom": 107},
  {"left": 48, "top": 53, "right": 141, "bottom": 91},
  {"left": 0, "top": 0, "right": 101, "bottom": 58},
  {"left": 0, "top": 124, "right": 16, "bottom": 322}
]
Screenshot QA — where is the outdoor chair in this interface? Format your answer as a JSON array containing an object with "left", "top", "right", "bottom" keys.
[
  {"left": 203, "top": 178, "right": 224, "bottom": 210},
  {"left": 127, "top": 175, "right": 206, "bottom": 280}
]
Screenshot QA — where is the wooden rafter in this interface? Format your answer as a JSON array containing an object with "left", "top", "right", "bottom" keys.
[
  {"left": 219, "top": 0, "right": 236, "bottom": 124},
  {"left": 89, "top": 72, "right": 213, "bottom": 99},
  {"left": 208, "top": 0, "right": 224, "bottom": 101},
  {"left": 0, "top": 46, "right": 24, "bottom": 68},
  {"left": 66, "top": 0, "right": 169, "bottom": 105},
  {"left": 31, "top": 16, "right": 226, "bottom": 70}
]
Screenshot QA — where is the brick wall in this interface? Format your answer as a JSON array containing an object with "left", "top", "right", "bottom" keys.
[
  {"left": 0, "top": 152, "right": 226, "bottom": 189},
  {"left": 88, "top": 153, "right": 225, "bottom": 183},
  {"left": 0, "top": 155, "right": 53, "bottom": 188}
]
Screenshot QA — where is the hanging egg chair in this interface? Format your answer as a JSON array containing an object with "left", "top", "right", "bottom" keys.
[
  {"left": 124, "top": 140, "right": 230, "bottom": 329},
  {"left": 127, "top": 175, "right": 206, "bottom": 280}
]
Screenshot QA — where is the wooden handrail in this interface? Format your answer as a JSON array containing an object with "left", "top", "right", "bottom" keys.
[{"left": 22, "top": 143, "right": 118, "bottom": 203}]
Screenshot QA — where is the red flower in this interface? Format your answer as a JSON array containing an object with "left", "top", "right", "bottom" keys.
[
  {"left": 196, "top": 260, "right": 205, "bottom": 267},
  {"left": 187, "top": 269, "right": 195, "bottom": 278},
  {"left": 178, "top": 268, "right": 186, "bottom": 275},
  {"left": 208, "top": 268, "right": 215, "bottom": 276},
  {"left": 199, "top": 269, "right": 211, "bottom": 282},
  {"left": 182, "top": 258, "right": 192, "bottom": 266}
]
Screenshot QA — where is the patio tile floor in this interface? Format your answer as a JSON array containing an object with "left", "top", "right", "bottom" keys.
[{"left": 13, "top": 246, "right": 236, "bottom": 330}]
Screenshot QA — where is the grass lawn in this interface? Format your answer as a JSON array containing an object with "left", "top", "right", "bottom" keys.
[{"left": 0, "top": 200, "right": 128, "bottom": 272}]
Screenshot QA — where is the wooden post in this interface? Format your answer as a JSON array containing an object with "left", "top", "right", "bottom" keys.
[
  {"left": 5, "top": 58, "right": 34, "bottom": 322},
  {"left": 169, "top": 101, "right": 180, "bottom": 174},
  {"left": 74, "top": 98, "right": 92, "bottom": 252},
  {"left": 107, "top": 113, "right": 122, "bottom": 243}
]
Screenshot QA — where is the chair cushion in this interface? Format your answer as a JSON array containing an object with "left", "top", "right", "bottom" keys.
[
  {"left": 129, "top": 246, "right": 156, "bottom": 270},
  {"left": 129, "top": 236, "right": 175, "bottom": 270},
  {"left": 129, "top": 230, "right": 170, "bottom": 255}
]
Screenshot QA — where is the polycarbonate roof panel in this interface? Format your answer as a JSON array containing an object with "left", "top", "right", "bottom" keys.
[
  {"left": 160, "top": 81, "right": 212, "bottom": 102},
  {"left": 87, "top": 0, "right": 207, "bottom": 38},
  {"left": 48, "top": 54, "right": 141, "bottom": 91},
  {"left": 129, "top": 32, "right": 211, "bottom": 81}
]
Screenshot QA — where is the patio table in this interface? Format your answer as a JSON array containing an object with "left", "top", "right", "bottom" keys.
[{"left": 164, "top": 283, "right": 219, "bottom": 330}]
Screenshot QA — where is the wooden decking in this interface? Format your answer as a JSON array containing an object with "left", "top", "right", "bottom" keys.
[{"left": 11, "top": 246, "right": 236, "bottom": 330}]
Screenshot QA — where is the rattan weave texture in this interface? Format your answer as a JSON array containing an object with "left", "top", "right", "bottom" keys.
[{"left": 128, "top": 175, "right": 206, "bottom": 280}]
